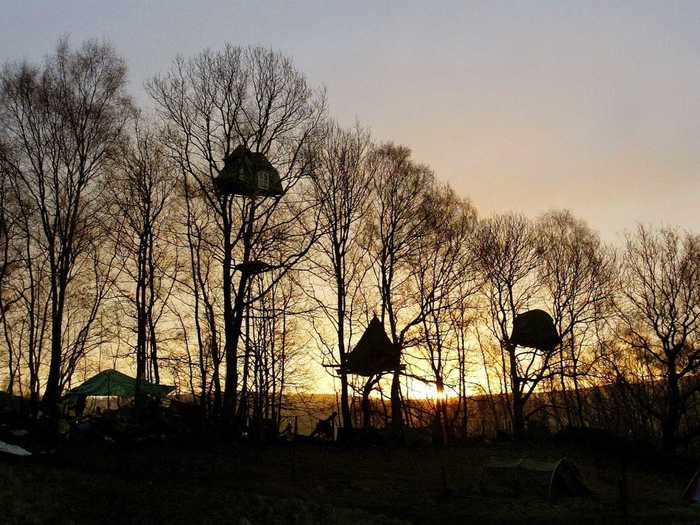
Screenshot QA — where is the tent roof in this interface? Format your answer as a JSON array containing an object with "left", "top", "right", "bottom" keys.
[
  {"left": 483, "top": 457, "right": 589, "bottom": 499},
  {"left": 344, "top": 315, "right": 400, "bottom": 377},
  {"left": 68, "top": 369, "right": 175, "bottom": 397}
]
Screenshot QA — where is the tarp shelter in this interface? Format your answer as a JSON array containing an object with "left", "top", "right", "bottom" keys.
[
  {"left": 214, "top": 145, "right": 284, "bottom": 197},
  {"left": 510, "top": 309, "right": 560, "bottom": 352},
  {"left": 683, "top": 470, "right": 700, "bottom": 502},
  {"left": 344, "top": 315, "right": 400, "bottom": 377},
  {"left": 0, "top": 439, "right": 31, "bottom": 457},
  {"left": 68, "top": 369, "right": 175, "bottom": 398},
  {"left": 480, "top": 458, "right": 589, "bottom": 500}
]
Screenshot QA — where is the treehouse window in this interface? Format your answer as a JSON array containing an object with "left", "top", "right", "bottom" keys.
[{"left": 257, "top": 171, "right": 270, "bottom": 191}]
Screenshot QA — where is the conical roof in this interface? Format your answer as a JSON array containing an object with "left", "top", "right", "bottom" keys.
[{"left": 344, "top": 315, "right": 400, "bottom": 376}]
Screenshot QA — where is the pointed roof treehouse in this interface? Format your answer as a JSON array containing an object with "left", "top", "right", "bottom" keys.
[{"left": 344, "top": 315, "right": 401, "bottom": 377}]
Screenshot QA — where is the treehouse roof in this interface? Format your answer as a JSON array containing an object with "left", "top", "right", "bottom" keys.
[
  {"left": 344, "top": 315, "right": 400, "bottom": 377},
  {"left": 214, "top": 145, "right": 284, "bottom": 197},
  {"left": 510, "top": 309, "right": 560, "bottom": 352},
  {"left": 235, "top": 260, "right": 272, "bottom": 275},
  {"left": 68, "top": 369, "right": 175, "bottom": 398}
]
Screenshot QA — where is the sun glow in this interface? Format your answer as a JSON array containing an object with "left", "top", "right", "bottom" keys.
[{"left": 405, "top": 377, "right": 446, "bottom": 401}]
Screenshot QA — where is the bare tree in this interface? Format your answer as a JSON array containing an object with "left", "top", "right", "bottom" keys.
[
  {"left": 0, "top": 39, "right": 132, "bottom": 420},
  {"left": 176, "top": 174, "right": 225, "bottom": 413},
  {"left": 409, "top": 184, "right": 478, "bottom": 442},
  {"left": 614, "top": 225, "right": 700, "bottom": 450},
  {"left": 148, "top": 45, "right": 325, "bottom": 426},
  {"left": 537, "top": 210, "right": 616, "bottom": 426},
  {"left": 307, "top": 121, "right": 373, "bottom": 433},
  {"left": 107, "top": 120, "right": 178, "bottom": 404},
  {"left": 245, "top": 271, "right": 310, "bottom": 436},
  {"left": 0, "top": 185, "right": 51, "bottom": 404},
  {"left": 367, "top": 143, "right": 434, "bottom": 436},
  {"left": 0, "top": 149, "right": 23, "bottom": 394},
  {"left": 474, "top": 213, "right": 549, "bottom": 438}
]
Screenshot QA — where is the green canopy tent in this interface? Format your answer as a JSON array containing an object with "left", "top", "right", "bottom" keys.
[
  {"left": 68, "top": 369, "right": 175, "bottom": 398},
  {"left": 480, "top": 457, "right": 590, "bottom": 500}
]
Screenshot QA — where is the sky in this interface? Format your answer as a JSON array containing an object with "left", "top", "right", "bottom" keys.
[{"left": 2, "top": 0, "right": 699, "bottom": 242}]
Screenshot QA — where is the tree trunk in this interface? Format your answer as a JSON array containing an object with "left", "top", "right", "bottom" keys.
[
  {"left": 508, "top": 343, "right": 525, "bottom": 439},
  {"left": 390, "top": 369, "right": 403, "bottom": 438},
  {"left": 43, "top": 265, "right": 68, "bottom": 424},
  {"left": 223, "top": 199, "right": 255, "bottom": 431},
  {"left": 235, "top": 293, "right": 252, "bottom": 426},
  {"left": 223, "top": 277, "right": 249, "bottom": 427},
  {"left": 335, "top": 272, "right": 352, "bottom": 433},
  {"left": 221, "top": 206, "right": 236, "bottom": 421},
  {"left": 436, "top": 377, "right": 449, "bottom": 445},
  {"left": 340, "top": 368, "right": 352, "bottom": 432},
  {"left": 662, "top": 359, "right": 681, "bottom": 452},
  {"left": 362, "top": 376, "right": 376, "bottom": 428}
]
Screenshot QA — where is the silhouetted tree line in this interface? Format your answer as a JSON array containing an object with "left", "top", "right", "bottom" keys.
[{"left": 1, "top": 39, "right": 700, "bottom": 452}]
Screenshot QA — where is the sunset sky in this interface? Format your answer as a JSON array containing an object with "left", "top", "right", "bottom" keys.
[{"left": 2, "top": 0, "right": 699, "bottom": 243}]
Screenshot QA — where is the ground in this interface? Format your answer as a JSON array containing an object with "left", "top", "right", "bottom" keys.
[{"left": 1, "top": 436, "right": 700, "bottom": 524}]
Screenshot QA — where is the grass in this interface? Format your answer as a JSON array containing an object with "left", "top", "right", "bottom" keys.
[{"left": 1, "top": 436, "right": 700, "bottom": 524}]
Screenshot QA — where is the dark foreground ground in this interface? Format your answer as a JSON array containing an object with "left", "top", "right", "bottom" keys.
[{"left": 2, "top": 435, "right": 700, "bottom": 525}]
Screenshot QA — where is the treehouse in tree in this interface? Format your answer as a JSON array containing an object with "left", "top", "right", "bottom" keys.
[
  {"left": 235, "top": 260, "right": 272, "bottom": 275},
  {"left": 510, "top": 309, "right": 560, "bottom": 352},
  {"left": 214, "top": 145, "right": 284, "bottom": 197},
  {"left": 344, "top": 315, "right": 401, "bottom": 377}
]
